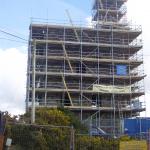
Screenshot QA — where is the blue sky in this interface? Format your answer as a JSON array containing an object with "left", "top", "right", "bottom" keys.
[
  {"left": 0, "top": 0, "right": 92, "bottom": 49},
  {"left": 0, "top": 0, "right": 150, "bottom": 115},
  {"left": 0, "top": 0, "right": 93, "bottom": 114}
]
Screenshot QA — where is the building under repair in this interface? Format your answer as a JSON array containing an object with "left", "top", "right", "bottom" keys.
[{"left": 26, "top": 0, "right": 146, "bottom": 136}]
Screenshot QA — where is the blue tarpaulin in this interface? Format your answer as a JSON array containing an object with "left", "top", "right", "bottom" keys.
[{"left": 116, "top": 65, "right": 127, "bottom": 75}]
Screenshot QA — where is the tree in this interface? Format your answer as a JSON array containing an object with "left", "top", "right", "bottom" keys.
[{"left": 5, "top": 108, "right": 120, "bottom": 150}]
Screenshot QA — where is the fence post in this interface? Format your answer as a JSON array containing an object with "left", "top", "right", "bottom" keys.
[
  {"left": 0, "top": 135, "right": 4, "bottom": 150},
  {"left": 70, "top": 126, "right": 75, "bottom": 150},
  {"left": 0, "top": 112, "right": 4, "bottom": 150}
]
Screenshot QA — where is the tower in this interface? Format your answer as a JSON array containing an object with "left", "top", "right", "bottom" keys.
[{"left": 26, "top": 0, "right": 145, "bottom": 136}]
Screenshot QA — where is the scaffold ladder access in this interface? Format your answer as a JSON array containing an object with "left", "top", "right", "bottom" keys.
[
  {"left": 62, "top": 44, "right": 74, "bottom": 73},
  {"left": 61, "top": 73, "right": 74, "bottom": 106}
]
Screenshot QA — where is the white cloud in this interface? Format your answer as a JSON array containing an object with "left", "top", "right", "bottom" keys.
[
  {"left": 0, "top": 47, "right": 27, "bottom": 115},
  {"left": 86, "top": 16, "right": 93, "bottom": 28}
]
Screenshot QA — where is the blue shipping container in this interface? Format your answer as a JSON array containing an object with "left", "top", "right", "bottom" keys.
[{"left": 124, "top": 118, "right": 150, "bottom": 136}]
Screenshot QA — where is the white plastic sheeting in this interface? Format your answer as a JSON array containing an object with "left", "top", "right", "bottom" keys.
[{"left": 93, "top": 84, "right": 131, "bottom": 93}]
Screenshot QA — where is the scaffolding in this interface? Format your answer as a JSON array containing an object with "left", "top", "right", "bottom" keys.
[{"left": 26, "top": 0, "right": 145, "bottom": 137}]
